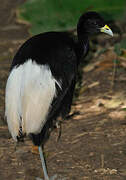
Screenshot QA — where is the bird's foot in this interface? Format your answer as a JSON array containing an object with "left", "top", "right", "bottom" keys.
[
  {"left": 36, "top": 174, "right": 57, "bottom": 180},
  {"left": 36, "top": 174, "right": 67, "bottom": 180}
]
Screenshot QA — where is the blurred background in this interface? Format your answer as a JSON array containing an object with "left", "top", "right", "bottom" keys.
[
  {"left": 1, "top": 0, "right": 126, "bottom": 180},
  {"left": 20, "top": 0, "right": 126, "bottom": 34}
]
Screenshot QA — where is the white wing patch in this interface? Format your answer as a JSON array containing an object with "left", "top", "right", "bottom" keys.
[{"left": 5, "top": 59, "right": 60, "bottom": 141}]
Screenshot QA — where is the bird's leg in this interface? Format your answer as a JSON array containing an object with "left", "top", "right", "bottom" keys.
[
  {"left": 36, "top": 146, "right": 58, "bottom": 180},
  {"left": 54, "top": 116, "right": 62, "bottom": 142},
  {"left": 38, "top": 146, "right": 50, "bottom": 180},
  {"left": 55, "top": 120, "right": 62, "bottom": 142}
]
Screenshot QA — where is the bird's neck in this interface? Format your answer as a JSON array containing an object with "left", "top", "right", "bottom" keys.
[{"left": 76, "top": 34, "right": 89, "bottom": 64}]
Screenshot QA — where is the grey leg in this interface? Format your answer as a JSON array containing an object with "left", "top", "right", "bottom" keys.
[
  {"left": 36, "top": 146, "right": 58, "bottom": 180},
  {"left": 36, "top": 146, "right": 67, "bottom": 180},
  {"left": 38, "top": 146, "right": 49, "bottom": 180}
]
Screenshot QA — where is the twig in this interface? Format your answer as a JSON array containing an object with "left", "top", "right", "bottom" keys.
[
  {"left": 101, "top": 154, "right": 104, "bottom": 169},
  {"left": 110, "top": 57, "right": 118, "bottom": 91}
]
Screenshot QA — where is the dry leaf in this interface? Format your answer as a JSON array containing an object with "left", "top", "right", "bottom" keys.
[
  {"left": 83, "top": 61, "right": 100, "bottom": 72},
  {"left": 88, "top": 81, "right": 99, "bottom": 88},
  {"left": 109, "top": 111, "right": 126, "bottom": 120},
  {"left": 104, "top": 99, "right": 122, "bottom": 108}
]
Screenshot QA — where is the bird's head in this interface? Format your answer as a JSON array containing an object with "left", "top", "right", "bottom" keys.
[{"left": 77, "top": 11, "right": 113, "bottom": 38}]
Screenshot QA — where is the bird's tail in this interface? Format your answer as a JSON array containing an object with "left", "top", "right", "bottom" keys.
[{"left": 5, "top": 60, "right": 59, "bottom": 142}]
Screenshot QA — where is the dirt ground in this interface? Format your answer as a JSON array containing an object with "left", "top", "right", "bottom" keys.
[{"left": 1, "top": 1, "right": 126, "bottom": 180}]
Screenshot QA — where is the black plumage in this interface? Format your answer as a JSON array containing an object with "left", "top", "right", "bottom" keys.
[
  {"left": 5, "top": 11, "right": 113, "bottom": 180},
  {"left": 12, "top": 32, "right": 78, "bottom": 145}
]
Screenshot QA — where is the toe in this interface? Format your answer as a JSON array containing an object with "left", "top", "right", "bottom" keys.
[
  {"left": 50, "top": 174, "right": 58, "bottom": 180},
  {"left": 50, "top": 174, "right": 67, "bottom": 180},
  {"left": 36, "top": 177, "right": 43, "bottom": 180}
]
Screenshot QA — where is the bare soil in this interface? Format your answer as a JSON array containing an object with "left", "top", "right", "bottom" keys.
[{"left": 0, "top": 1, "right": 126, "bottom": 180}]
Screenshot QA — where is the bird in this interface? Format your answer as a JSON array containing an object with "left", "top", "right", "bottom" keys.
[{"left": 5, "top": 11, "right": 113, "bottom": 180}]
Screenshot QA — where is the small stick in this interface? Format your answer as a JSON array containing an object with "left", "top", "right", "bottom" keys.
[
  {"left": 101, "top": 154, "right": 104, "bottom": 169},
  {"left": 110, "top": 57, "right": 118, "bottom": 91}
]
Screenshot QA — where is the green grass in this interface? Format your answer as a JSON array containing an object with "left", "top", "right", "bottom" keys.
[{"left": 19, "top": 0, "right": 126, "bottom": 35}]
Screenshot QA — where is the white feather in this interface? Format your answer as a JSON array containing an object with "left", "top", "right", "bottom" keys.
[
  {"left": 5, "top": 66, "right": 22, "bottom": 141},
  {"left": 5, "top": 59, "right": 60, "bottom": 141}
]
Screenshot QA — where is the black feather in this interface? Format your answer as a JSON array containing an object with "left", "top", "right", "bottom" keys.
[{"left": 10, "top": 12, "right": 108, "bottom": 146}]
